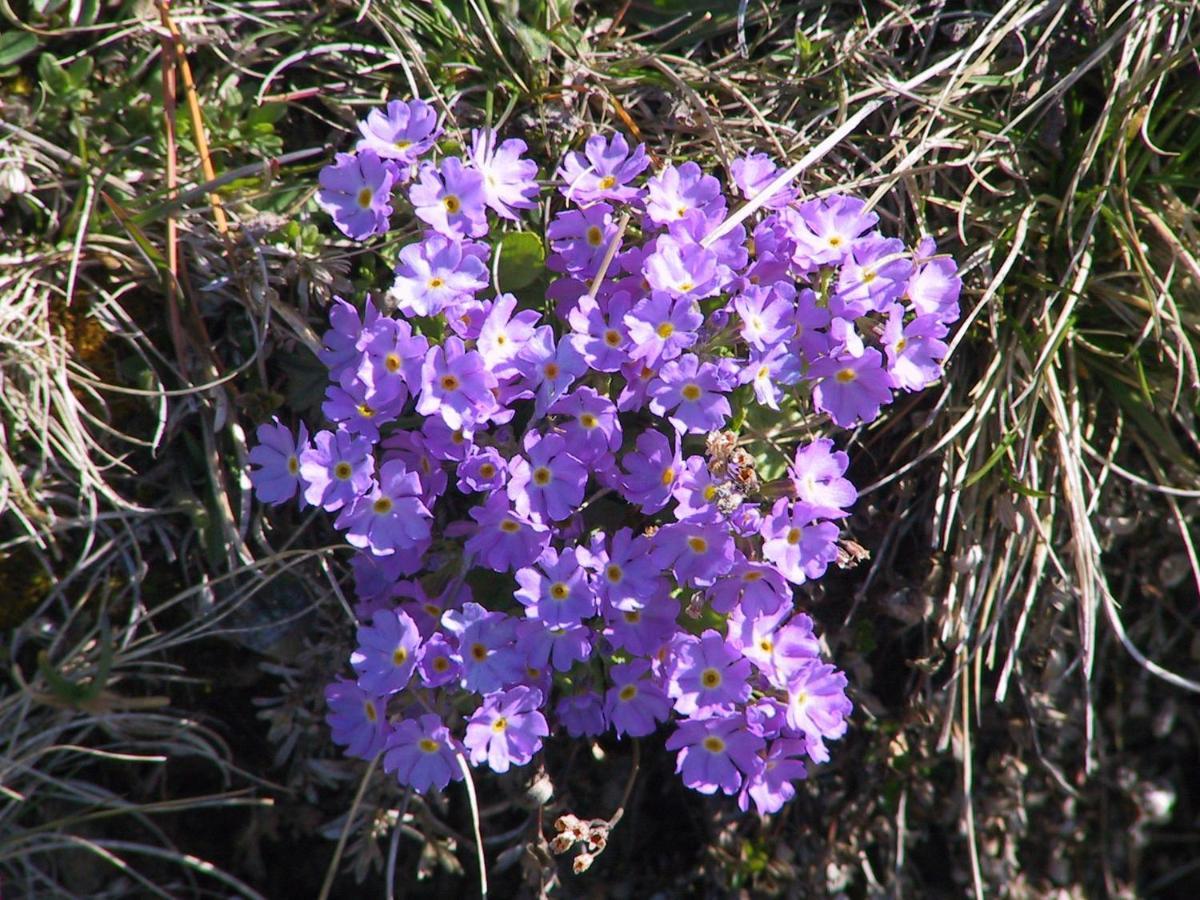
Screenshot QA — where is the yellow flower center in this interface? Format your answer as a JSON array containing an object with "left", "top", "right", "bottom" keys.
[
  {"left": 392, "top": 646, "right": 408, "bottom": 665},
  {"left": 287, "top": 455, "right": 299, "bottom": 475},
  {"left": 580, "top": 413, "right": 598, "bottom": 429},
  {"left": 356, "top": 187, "right": 373, "bottom": 208},
  {"left": 623, "top": 609, "right": 641, "bottom": 624},
  {"left": 604, "top": 329, "right": 622, "bottom": 347},
  {"left": 550, "top": 582, "right": 570, "bottom": 600},
  {"left": 394, "top": 139, "right": 412, "bottom": 150},
  {"left": 334, "top": 462, "right": 353, "bottom": 480},
  {"left": 443, "top": 194, "right": 461, "bottom": 214},
  {"left": 678, "top": 281, "right": 694, "bottom": 293},
  {"left": 835, "top": 368, "right": 857, "bottom": 384},
  {"left": 428, "top": 277, "right": 445, "bottom": 289},
  {"left": 618, "top": 684, "right": 637, "bottom": 701},
  {"left": 786, "top": 527, "right": 802, "bottom": 545},
  {"left": 606, "top": 564, "right": 623, "bottom": 583},
  {"left": 656, "top": 322, "right": 675, "bottom": 339},
  {"left": 471, "top": 642, "right": 488, "bottom": 661},
  {"left": 357, "top": 404, "right": 375, "bottom": 418},
  {"left": 599, "top": 174, "right": 617, "bottom": 190},
  {"left": 419, "top": 737, "right": 438, "bottom": 752},
  {"left": 373, "top": 497, "right": 393, "bottom": 515},
  {"left": 701, "top": 668, "right": 721, "bottom": 688},
  {"left": 440, "top": 374, "right": 461, "bottom": 391},
  {"left": 586, "top": 225, "right": 604, "bottom": 246},
  {"left": 544, "top": 362, "right": 561, "bottom": 379},
  {"left": 681, "top": 383, "right": 702, "bottom": 401},
  {"left": 687, "top": 536, "right": 708, "bottom": 554},
  {"left": 433, "top": 656, "right": 450, "bottom": 672},
  {"left": 533, "top": 466, "right": 552, "bottom": 486},
  {"left": 500, "top": 519, "right": 520, "bottom": 533},
  {"left": 703, "top": 736, "right": 726, "bottom": 753},
  {"left": 385, "top": 353, "right": 402, "bottom": 373},
  {"left": 364, "top": 701, "right": 378, "bottom": 722},
  {"left": 491, "top": 716, "right": 508, "bottom": 733},
  {"left": 661, "top": 466, "right": 675, "bottom": 486},
  {"left": 703, "top": 484, "right": 717, "bottom": 501},
  {"left": 479, "top": 463, "right": 496, "bottom": 479}
]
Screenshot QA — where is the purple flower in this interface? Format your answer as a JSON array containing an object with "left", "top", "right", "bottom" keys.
[
  {"left": 784, "top": 661, "right": 852, "bottom": 763},
  {"left": 549, "top": 387, "right": 622, "bottom": 465},
  {"left": 566, "top": 291, "right": 632, "bottom": 373},
  {"left": 516, "top": 327, "right": 589, "bottom": 417},
  {"left": 642, "top": 235, "right": 719, "bottom": 298},
  {"left": 506, "top": 432, "right": 588, "bottom": 523},
  {"left": 647, "top": 354, "right": 732, "bottom": 434},
  {"left": 783, "top": 195, "right": 878, "bottom": 270},
  {"left": 906, "top": 241, "right": 962, "bottom": 322},
  {"left": 623, "top": 294, "right": 701, "bottom": 367},
  {"left": 320, "top": 296, "right": 382, "bottom": 382},
  {"left": 557, "top": 132, "right": 649, "bottom": 204},
  {"left": 382, "top": 714, "right": 465, "bottom": 792},
  {"left": 644, "top": 162, "right": 723, "bottom": 227},
  {"left": 379, "top": 430, "right": 447, "bottom": 504},
  {"left": 882, "top": 308, "right": 949, "bottom": 392},
  {"left": 789, "top": 438, "right": 857, "bottom": 518},
  {"left": 618, "top": 428, "right": 681, "bottom": 514},
  {"left": 351, "top": 608, "right": 423, "bottom": 697},
  {"left": 833, "top": 236, "right": 912, "bottom": 315},
  {"left": 298, "top": 428, "right": 374, "bottom": 512},
  {"left": 516, "top": 619, "right": 593, "bottom": 672},
  {"left": 464, "top": 686, "right": 549, "bottom": 773},
  {"left": 730, "top": 152, "right": 795, "bottom": 209},
  {"left": 728, "top": 607, "right": 820, "bottom": 687},
  {"left": 547, "top": 203, "right": 618, "bottom": 277},
  {"left": 557, "top": 690, "right": 607, "bottom": 738},
  {"left": 325, "top": 678, "right": 390, "bottom": 760},
  {"left": 249, "top": 418, "right": 310, "bottom": 506},
  {"left": 665, "top": 713, "right": 765, "bottom": 796},
  {"left": 477, "top": 294, "right": 541, "bottom": 378},
  {"left": 670, "top": 456, "right": 720, "bottom": 522},
  {"left": 409, "top": 157, "right": 488, "bottom": 239},
  {"left": 356, "top": 98, "right": 441, "bottom": 168},
  {"left": 733, "top": 285, "right": 794, "bottom": 352},
  {"left": 469, "top": 128, "right": 539, "bottom": 219},
  {"left": 665, "top": 630, "right": 752, "bottom": 715},
  {"left": 321, "top": 381, "right": 387, "bottom": 441},
  {"left": 465, "top": 492, "right": 550, "bottom": 572},
  {"left": 705, "top": 561, "right": 791, "bottom": 618},
  {"left": 417, "top": 633, "right": 462, "bottom": 687},
  {"left": 740, "top": 342, "right": 801, "bottom": 410},
  {"left": 416, "top": 337, "right": 500, "bottom": 430},
  {"left": 761, "top": 499, "right": 840, "bottom": 585},
  {"left": 442, "top": 602, "right": 523, "bottom": 694},
  {"left": 317, "top": 150, "right": 397, "bottom": 240},
  {"left": 389, "top": 234, "right": 490, "bottom": 318},
  {"left": 514, "top": 546, "right": 597, "bottom": 625},
  {"left": 650, "top": 521, "right": 736, "bottom": 588},
  {"left": 357, "top": 316, "right": 428, "bottom": 405},
  {"left": 336, "top": 460, "right": 433, "bottom": 556},
  {"left": 810, "top": 347, "right": 895, "bottom": 427},
  {"left": 584, "top": 527, "right": 663, "bottom": 611},
  {"left": 456, "top": 447, "right": 508, "bottom": 494},
  {"left": 601, "top": 594, "right": 679, "bottom": 656},
  {"left": 737, "top": 739, "right": 807, "bottom": 815},
  {"left": 606, "top": 659, "right": 672, "bottom": 737}
]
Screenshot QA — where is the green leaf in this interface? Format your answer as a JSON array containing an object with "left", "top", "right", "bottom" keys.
[
  {"left": 495, "top": 231, "right": 545, "bottom": 291},
  {"left": 37, "top": 52, "right": 70, "bottom": 96},
  {"left": 0, "top": 31, "right": 38, "bottom": 69}
]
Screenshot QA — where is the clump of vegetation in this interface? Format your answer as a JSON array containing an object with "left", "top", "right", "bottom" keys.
[{"left": 2, "top": 1, "right": 1197, "bottom": 896}]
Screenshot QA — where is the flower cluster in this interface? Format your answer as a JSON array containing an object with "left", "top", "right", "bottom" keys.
[{"left": 251, "top": 101, "right": 961, "bottom": 813}]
